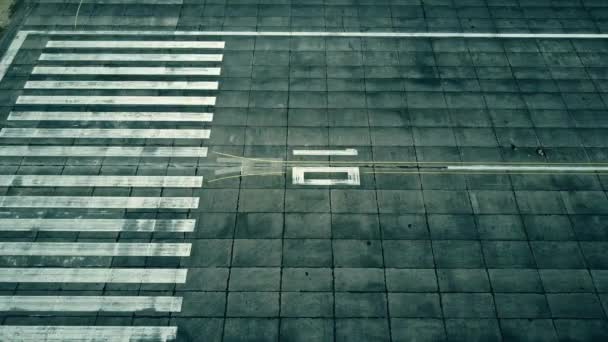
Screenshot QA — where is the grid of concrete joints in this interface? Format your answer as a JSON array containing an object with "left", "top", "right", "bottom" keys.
[
  {"left": 18, "top": 0, "right": 608, "bottom": 33},
  {"left": 3, "top": 25, "right": 608, "bottom": 342},
  {"left": 0, "top": 30, "right": 224, "bottom": 341}
]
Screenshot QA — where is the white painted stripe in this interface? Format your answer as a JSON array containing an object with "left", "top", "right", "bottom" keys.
[
  {"left": 0, "top": 326, "right": 177, "bottom": 342},
  {"left": 47, "top": 40, "right": 225, "bottom": 49},
  {"left": 25, "top": 80, "right": 219, "bottom": 90},
  {"left": 32, "top": 66, "right": 221, "bottom": 75},
  {"left": 0, "top": 219, "right": 195, "bottom": 232},
  {"left": 0, "top": 242, "right": 191, "bottom": 256},
  {"left": 446, "top": 165, "right": 608, "bottom": 172},
  {"left": 9, "top": 111, "right": 213, "bottom": 122},
  {"left": 293, "top": 149, "right": 358, "bottom": 156},
  {"left": 34, "top": 30, "right": 608, "bottom": 39},
  {"left": 0, "top": 146, "right": 208, "bottom": 157},
  {"left": 40, "top": 53, "right": 222, "bottom": 62},
  {"left": 0, "top": 268, "right": 187, "bottom": 283},
  {"left": 0, "top": 175, "right": 203, "bottom": 187},
  {"left": 16, "top": 95, "right": 216, "bottom": 106},
  {"left": 0, "top": 296, "right": 182, "bottom": 312},
  {"left": 0, "top": 128, "right": 211, "bottom": 139},
  {"left": 0, "top": 196, "right": 199, "bottom": 208},
  {"left": 0, "top": 32, "right": 28, "bottom": 84},
  {"left": 292, "top": 167, "right": 361, "bottom": 186}
]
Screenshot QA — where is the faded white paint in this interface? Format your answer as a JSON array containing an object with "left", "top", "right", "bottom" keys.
[
  {"left": 0, "top": 128, "right": 211, "bottom": 139},
  {"left": 0, "top": 268, "right": 187, "bottom": 283},
  {"left": 16, "top": 95, "right": 216, "bottom": 106},
  {"left": 0, "top": 196, "right": 199, "bottom": 208},
  {"left": 0, "top": 219, "right": 196, "bottom": 232},
  {"left": 9, "top": 111, "right": 214, "bottom": 122},
  {"left": 0, "top": 146, "right": 208, "bottom": 157},
  {"left": 0, "top": 175, "right": 203, "bottom": 187},
  {"left": 0, "top": 296, "right": 182, "bottom": 312},
  {"left": 293, "top": 149, "right": 358, "bottom": 156},
  {"left": 0, "top": 242, "right": 191, "bottom": 256},
  {"left": 25, "top": 80, "right": 219, "bottom": 90},
  {"left": 0, "top": 326, "right": 177, "bottom": 342}
]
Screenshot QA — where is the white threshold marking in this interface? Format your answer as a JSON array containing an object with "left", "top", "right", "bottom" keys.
[
  {"left": 0, "top": 242, "right": 191, "bottom": 256},
  {"left": 447, "top": 165, "right": 608, "bottom": 172},
  {"left": 0, "top": 196, "right": 199, "bottom": 208},
  {"left": 0, "top": 175, "right": 203, "bottom": 187},
  {"left": 0, "top": 296, "right": 182, "bottom": 312},
  {"left": 293, "top": 148, "right": 358, "bottom": 156},
  {"left": 25, "top": 80, "right": 219, "bottom": 90},
  {"left": 0, "top": 146, "right": 208, "bottom": 157},
  {"left": 0, "top": 128, "right": 211, "bottom": 139},
  {"left": 32, "top": 66, "right": 221, "bottom": 76},
  {"left": 292, "top": 166, "right": 361, "bottom": 186},
  {"left": 0, "top": 326, "right": 177, "bottom": 342},
  {"left": 40, "top": 53, "right": 223, "bottom": 62},
  {"left": 0, "top": 32, "right": 28, "bottom": 84},
  {"left": 47, "top": 40, "right": 225, "bottom": 49},
  {"left": 16, "top": 95, "right": 216, "bottom": 106},
  {"left": 2, "top": 30, "right": 608, "bottom": 84},
  {"left": 9, "top": 111, "right": 214, "bottom": 122},
  {"left": 0, "top": 218, "right": 196, "bottom": 232},
  {"left": 0, "top": 268, "right": 187, "bottom": 283}
]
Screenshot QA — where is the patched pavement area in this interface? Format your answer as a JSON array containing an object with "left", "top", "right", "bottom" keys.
[{"left": 0, "top": 0, "right": 608, "bottom": 341}]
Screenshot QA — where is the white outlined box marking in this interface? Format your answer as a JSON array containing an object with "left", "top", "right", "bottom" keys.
[{"left": 292, "top": 167, "right": 360, "bottom": 186}]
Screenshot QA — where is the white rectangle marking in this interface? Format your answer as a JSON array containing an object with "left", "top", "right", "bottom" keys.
[
  {"left": 0, "top": 268, "right": 187, "bottom": 283},
  {"left": 0, "top": 219, "right": 195, "bottom": 232},
  {"left": 0, "top": 128, "right": 211, "bottom": 139},
  {"left": 0, "top": 326, "right": 177, "bottom": 342},
  {"left": 32, "top": 66, "right": 221, "bottom": 76},
  {"left": 0, "top": 196, "right": 199, "bottom": 208},
  {"left": 447, "top": 165, "right": 608, "bottom": 172},
  {"left": 0, "top": 296, "right": 182, "bottom": 312},
  {"left": 40, "top": 53, "right": 223, "bottom": 62},
  {"left": 0, "top": 146, "right": 208, "bottom": 157},
  {"left": 17, "top": 95, "right": 216, "bottom": 106},
  {"left": 293, "top": 149, "right": 358, "bottom": 156},
  {"left": 25, "top": 80, "right": 218, "bottom": 90},
  {"left": 0, "top": 175, "right": 203, "bottom": 187},
  {"left": 292, "top": 167, "right": 360, "bottom": 186},
  {"left": 9, "top": 111, "right": 213, "bottom": 122},
  {"left": 0, "top": 242, "right": 191, "bottom": 256},
  {"left": 47, "top": 40, "right": 225, "bottom": 49}
]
